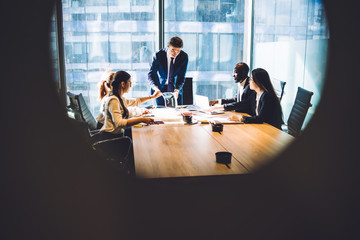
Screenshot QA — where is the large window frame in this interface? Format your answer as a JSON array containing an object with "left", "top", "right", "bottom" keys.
[
  {"left": 55, "top": 0, "right": 251, "bottom": 114},
  {"left": 52, "top": 0, "right": 328, "bottom": 131}
]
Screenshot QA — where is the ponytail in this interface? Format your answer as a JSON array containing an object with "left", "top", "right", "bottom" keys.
[
  {"left": 98, "top": 80, "right": 107, "bottom": 100},
  {"left": 99, "top": 72, "right": 115, "bottom": 100}
]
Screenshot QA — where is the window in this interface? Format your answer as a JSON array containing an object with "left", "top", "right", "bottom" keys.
[
  {"left": 62, "top": 0, "right": 157, "bottom": 117},
  {"left": 252, "top": 0, "right": 328, "bottom": 127},
  {"left": 50, "top": 10, "right": 59, "bottom": 90},
  {"left": 53, "top": 0, "right": 328, "bottom": 130},
  {"left": 164, "top": 0, "right": 246, "bottom": 100}
]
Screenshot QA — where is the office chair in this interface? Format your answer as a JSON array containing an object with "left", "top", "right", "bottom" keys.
[
  {"left": 67, "top": 117, "right": 132, "bottom": 173},
  {"left": 272, "top": 78, "right": 286, "bottom": 102},
  {"left": 182, "top": 77, "right": 193, "bottom": 105},
  {"left": 66, "top": 92, "right": 98, "bottom": 131},
  {"left": 284, "top": 87, "right": 314, "bottom": 137},
  {"left": 92, "top": 136, "right": 133, "bottom": 172}
]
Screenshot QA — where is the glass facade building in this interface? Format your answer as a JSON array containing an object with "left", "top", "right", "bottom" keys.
[
  {"left": 51, "top": 0, "right": 328, "bottom": 129},
  {"left": 252, "top": 0, "right": 328, "bottom": 124},
  {"left": 165, "top": 0, "right": 246, "bottom": 101}
]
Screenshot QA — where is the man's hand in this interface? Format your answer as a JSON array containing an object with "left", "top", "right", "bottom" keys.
[
  {"left": 173, "top": 89, "right": 179, "bottom": 99},
  {"left": 228, "top": 115, "right": 244, "bottom": 122},
  {"left": 210, "top": 105, "right": 225, "bottom": 111},
  {"left": 209, "top": 100, "right": 219, "bottom": 106}
]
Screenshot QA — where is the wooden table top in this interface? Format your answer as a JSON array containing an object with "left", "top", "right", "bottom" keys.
[{"left": 132, "top": 108, "right": 294, "bottom": 179}]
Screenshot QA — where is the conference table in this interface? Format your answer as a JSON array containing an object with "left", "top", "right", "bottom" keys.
[{"left": 132, "top": 107, "right": 294, "bottom": 179}]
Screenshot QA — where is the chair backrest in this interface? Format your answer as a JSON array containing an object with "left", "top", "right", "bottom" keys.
[
  {"left": 66, "top": 116, "right": 131, "bottom": 169},
  {"left": 92, "top": 136, "right": 132, "bottom": 165},
  {"left": 66, "top": 116, "right": 94, "bottom": 149},
  {"left": 182, "top": 77, "right": 193, "bottom": 105},
  {"left": 272, "top": 78, "right": 286, "bottom": 101},
  {"left": 287, "top": 87, "right": 314, "bottom": 137},
  {"left": 279, "top": 81, "right": 286, "bottom": 101},
  {"left": 66, "top": 91, "right": 81, "bottom": 120},
  {"left": 66, "top": 92, "right": 98, "bottom": 130}
]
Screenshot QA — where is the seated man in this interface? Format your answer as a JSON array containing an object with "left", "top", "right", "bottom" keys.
[{"left": 209, "top": 62, "right": 254, "bottom": 113}]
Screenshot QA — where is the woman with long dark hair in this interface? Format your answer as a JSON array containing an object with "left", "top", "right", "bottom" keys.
[
  {"left": 96, "top": 70, "right": 161, "bottom": 140},
  {"left": 230, "top": 68, "right": 283, "bottom": 129}
]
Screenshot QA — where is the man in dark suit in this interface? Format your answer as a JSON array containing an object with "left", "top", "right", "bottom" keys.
[
  {"left": 148, "top": 36, "right": 189, "bottom": 106},
  {"left": 209, "top": 62, "right": 254, "bottom": 113}
]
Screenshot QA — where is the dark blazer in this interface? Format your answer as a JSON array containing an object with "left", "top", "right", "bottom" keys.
[
  {"left": 223, "top": 77, "right": 255, "bottom": 113},
  {"left": 242, "top": 91, "right": 284, "bottom": 130},
  {"left": 148, "top": 48, "right": 189, "bottom": 93}
]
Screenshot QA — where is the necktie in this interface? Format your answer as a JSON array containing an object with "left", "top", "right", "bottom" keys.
[{"left": 167, "top": 57, "right": 175, "bottom": 92}]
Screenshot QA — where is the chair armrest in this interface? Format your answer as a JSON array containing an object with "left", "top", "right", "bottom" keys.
[
  {"left": 89, "top": 129, "right": 100, "bottom": 135},
  {"left": 92, "top": 136, "right": 132, "bottom": 164}
]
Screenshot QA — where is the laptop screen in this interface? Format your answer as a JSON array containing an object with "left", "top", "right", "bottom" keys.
[{"left": 194, "top": 95, "right": 210, "bottom": 110}]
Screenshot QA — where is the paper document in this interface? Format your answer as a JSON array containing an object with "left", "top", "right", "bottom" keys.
[{"left": 209, "top": 116, "right": 244, "bottom": 124}]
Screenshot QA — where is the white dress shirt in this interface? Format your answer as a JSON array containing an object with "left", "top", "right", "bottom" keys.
[
  {"left": 255, "top": 90, "right": 264, "bottom": 116},
  {"left": 238, "top": 80, "right": 246, "bottom": 101},
  {"left": 219, "top": 80, "right": 246, "bottom": 104}
]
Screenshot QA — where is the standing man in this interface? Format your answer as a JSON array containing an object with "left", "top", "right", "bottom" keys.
[
  {"left": 148, "top": 36, "right": 189, "bottom": 106},
  {"left": 209, "top": 62, "right": 254, "bottom": 112}
]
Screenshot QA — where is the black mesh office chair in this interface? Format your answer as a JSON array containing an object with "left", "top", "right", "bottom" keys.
[
  {"left": 67, "top": 117, "right": 132, "bottom": 173},
  {"left": 285, "top": 87, "right": 314, "bottom": 137},
  {"left": 67, "top": 92, "right": 98, "bottom": 131},
  {"left": 92, "top": 136, "right": 132, "bottom": 171},
  {"left": 182, "top": 77, "right": 193, "bottom": 105}
]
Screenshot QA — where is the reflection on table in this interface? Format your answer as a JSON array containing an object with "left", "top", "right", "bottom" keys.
[{"left": 132, "top": 108, "right": 294, "bottom": 179}]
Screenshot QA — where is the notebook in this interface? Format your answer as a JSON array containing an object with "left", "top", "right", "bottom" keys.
[{"left": 210, "top": 117, "right": 244, "bottom": 124}]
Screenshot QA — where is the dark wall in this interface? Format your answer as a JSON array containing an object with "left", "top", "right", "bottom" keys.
[{"left": 1, "top": 0, "right": 359, "bottom": 239}]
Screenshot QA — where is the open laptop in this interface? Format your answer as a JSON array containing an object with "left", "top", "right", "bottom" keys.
[
  {"left": 194, "top": 95, "right": 210, "bottom": 111},
  {"left": 179, "top": 94, "right": 207, "bottom": 111},
  {"left": 182, "top": 95, "right": 224, "bottom": 114}
]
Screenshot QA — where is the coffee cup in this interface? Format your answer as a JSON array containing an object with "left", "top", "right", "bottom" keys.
[
  {"left": 183, "top": 115, "right": 193, "bottom": 124},
  {"left": 215, "top": 151, "right": 232, "bottom": 168},
  {"left": 211, "top": 122, "right": 223, "bottom": 133}
]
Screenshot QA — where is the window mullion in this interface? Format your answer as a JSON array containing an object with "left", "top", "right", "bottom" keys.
[
  {"left": 55, "top": 0, "right": 67, "bottom": 113},
  {"left": 157, "top": 0, "right": 165, "bottom": 50}
]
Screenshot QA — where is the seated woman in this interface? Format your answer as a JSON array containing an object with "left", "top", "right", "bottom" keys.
[
  {"left": 96, "top": 72, "right": 152, "bottom": 129},
  {"left": 229, "top": 68, "right": 283, "bottom": 129},
  {"left": 96, "top": 72, "right": 114, "bottom": 129},
  {"left": 93, "top": 70, "right": 161, "bottom": 142}
]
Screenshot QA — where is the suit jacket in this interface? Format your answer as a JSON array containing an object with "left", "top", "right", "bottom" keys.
[
  {"left": 222, "top": 77, "right": 255, "bottom": 113},
  {"left": 242, "top": 91, "right": 284, "bottom": 130},
  {"left": 147, "top": 48, "right": 189, "bottom": 94}
]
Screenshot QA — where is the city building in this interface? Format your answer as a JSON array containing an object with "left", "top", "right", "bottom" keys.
[{"left": 51, "top": 0, "right": 328, "bottom": 126}]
